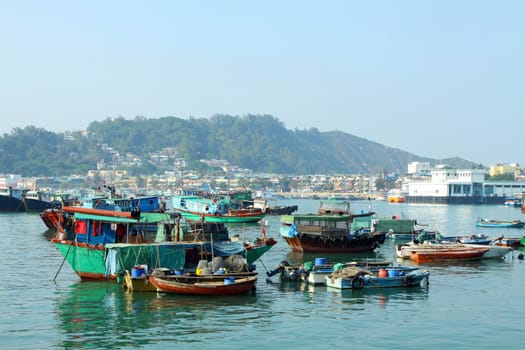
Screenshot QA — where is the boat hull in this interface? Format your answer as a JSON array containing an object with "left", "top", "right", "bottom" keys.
[
  {"left": 326, "top": 269, "right": 429, "bottom": 289},
  {"left": 149, "top": 275, "right": 257, "bottom": 295},
  {"left": 0, "top": 195, "right": 26, "bottom": 212},
  {"left": 177, "top": 208, "right": 265, "bottom": 223},
  {"left": 52, "top": 240, "right": 110, "bottom": 280},
  {"left": 281, "top": 233, "right": 385, "bottom": 253},
  {"left": 409, "top": 248, "right": 488, "bottom": 263},
  {"left": 475, "top": 219, "right": 525, "bottom": 228}
]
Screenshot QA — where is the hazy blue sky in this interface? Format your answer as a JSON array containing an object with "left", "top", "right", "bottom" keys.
[{"left": 1, "top": 1, "right": 523, "bottom": 167}]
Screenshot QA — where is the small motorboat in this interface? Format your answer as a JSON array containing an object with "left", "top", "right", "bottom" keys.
[
  {"left": 475, "top": 218, "right": 525, "bottom": 228},
  {"left": 325, "top": 266, "right": 429, "bottom": 290}
]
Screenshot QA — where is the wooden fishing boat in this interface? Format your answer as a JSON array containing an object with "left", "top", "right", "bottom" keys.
[
  {"left": 251, "top": 198, "right": 298, "bottom": 215},
  {"left": 408, "top": 247, "right": 489, "bottom": 263},
  {"left": 280, "top": 214, "right": 386, "bottom": 253},
  {"left": 397, "top": 241, "right": 508, "bottom": 260},
  {"left": 172, "top": 195, "right": 266, "bottom": 223},
  {"left": 149, "top": 274, "right": 257, "bottom": 295},
  {"left": 40, "top": 194, "right": 164, "bottom": 231},
  {"left": 325, "top": 266, "right": 429, "bottom": 289},
  {"left": 475, "top": 218, "right": 525, "bottom": 228},
  {"left": 51, "top": 207, "right": 274, "bottom": 281},
  {"left": 124, "top": 267, "right": 258, "bottom": 292}
]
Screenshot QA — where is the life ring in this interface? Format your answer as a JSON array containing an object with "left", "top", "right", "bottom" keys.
[{"left": 351, "top": 276, "right": 364, "bottom": 289}]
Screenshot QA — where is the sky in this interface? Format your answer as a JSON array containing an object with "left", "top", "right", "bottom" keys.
[{"left": 1, "top": 1, "right": 523, "bottom": 167}]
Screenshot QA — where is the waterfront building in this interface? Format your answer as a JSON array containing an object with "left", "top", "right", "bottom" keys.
[{"left": 405, "top": 168, "right": 525, "bottom": 204}]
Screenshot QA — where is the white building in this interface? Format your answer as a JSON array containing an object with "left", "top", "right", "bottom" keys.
[
  {"left": 406, "top": 168, "right": 525, "bottom": 204},
  {"left": 407, "top": 162, "right": 431, "bottom": 175}
]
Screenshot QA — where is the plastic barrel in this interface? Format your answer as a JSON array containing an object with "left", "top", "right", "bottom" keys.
[
  {"left": 314, "top": 257, "right": 327, "bottom": 265},
  {"left": 131, "top": 266, "right": 145, "bottom": 278},
  {"left": 224, "top": 277, "right": 235, "bottom": 285}
]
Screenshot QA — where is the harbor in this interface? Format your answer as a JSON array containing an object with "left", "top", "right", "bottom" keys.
[{"left": 1, "top": 198, "right": 525, "bottom": 349}]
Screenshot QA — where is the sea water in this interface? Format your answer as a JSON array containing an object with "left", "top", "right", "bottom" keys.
[{"left": 0, "top": 199, "right": 524, "bottom": 349}]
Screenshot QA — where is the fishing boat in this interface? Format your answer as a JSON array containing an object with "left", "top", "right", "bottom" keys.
[
  {"left": 318, "top": 198, "right": 351, "bottom": 215},
  {"left": 386, "top": 189, "right": 406, "bottom": 203},
  {"left": 0, "top": 186, "right": 26, "bottom": 212},
  {"left": 279, "top": 214, "right": 386, "bottom": 253},
  {"left": 408, "top": 248, "right": 488, "bottom": 263},
  {"left": 267, "top": 258, "right": 392, "bottom": 284},
  {"left": 504, "top": 197, "right": 522, "bottom": 207},
  {"left": 325, "top": 265, "right": 429, "bottom": 290},
  {"left": 398, "top": 240, "right": 510, "bottom": 260},
  {"left": 149, "top": 273, "right": 257, "bottom": 295},
  {"left": 396, "top": 241, "right": 489, "bottom": 263},
  {"left": 494, "top": 237, "right": 522, "bottom": 247},
  {"left": 172, "top": 195, "right": 266, "bottom": 223},
  {"left": 40, "top": 194, "right": 164, "bottom": 231},
  {"left": 375, "top": 216, "right": 426, "bottom": 240},
  {"left": 22, "top": 190, "right": 64, "bottom": 211},
  {"left": 251, "top": 198, "right": 298, "bottom": 215},
  {"left": 456, "top": 234, "right": 492, "bottom": 245},
  {"left": 124, "top": 262, "right": 258, "bottom": 292},
  {"left": 461, "top": 243, "right": 512, "bottom": 258},
  {"left": 51, "top": 207, "right": 274, "bottom": 281},
  {"left": 318, "top": 198, "right": 376, "bottom": 219},
  {"left": 475, "top": 218, "right": 525, "bottom": 228}
]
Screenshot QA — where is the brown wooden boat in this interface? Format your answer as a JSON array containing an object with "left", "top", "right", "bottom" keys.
[
  {"left": 149, "top": 274, "right": 257, "bottom": 295},
  {"left": 409, "top": 247, "right": 489, "bottom": 263}
]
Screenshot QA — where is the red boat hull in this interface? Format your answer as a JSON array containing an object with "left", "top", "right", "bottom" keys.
[{"left": 409, "top": 248, "right": 488, "bottom": 263}]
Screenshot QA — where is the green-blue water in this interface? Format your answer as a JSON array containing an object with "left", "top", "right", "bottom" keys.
[{"left": 1, "top": 199, "right": 524, "bottom": 349}]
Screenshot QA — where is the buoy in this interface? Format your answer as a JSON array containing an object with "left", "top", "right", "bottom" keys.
[{"left": 378, "top": 268, "right": 388, "bottom": 278}]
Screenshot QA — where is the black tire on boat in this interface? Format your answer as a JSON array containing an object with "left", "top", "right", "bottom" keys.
[
  {"left": 314, "top": 237, "right": 322, "bottom": 245},
  {"left": 351, "top": 277, "right": 364, "bottom": 289},
  {"left": 333, "top": 238, "right": 342, "bottom": 246},
  {"left": 403, "top": 275, "right": 414, "bottom": 287},
  {"left": 378, "top": 234, "right": 386, "bottom": 244}
]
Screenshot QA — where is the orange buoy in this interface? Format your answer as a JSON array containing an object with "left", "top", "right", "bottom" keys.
[{"left": 378, "top": 268, "right": 388, "bottom": 278}]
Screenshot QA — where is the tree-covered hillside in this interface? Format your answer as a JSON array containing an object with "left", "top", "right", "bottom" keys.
[{"left": 0, "top": 115, "right": 479, "bottom": 176}]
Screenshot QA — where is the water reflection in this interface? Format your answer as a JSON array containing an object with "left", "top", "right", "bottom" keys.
[
  {"left": 327, "top": 284, "right": 429, "bottom": 308},
  {"left": 54, "top": 281, "right": 275, "bottom": 348}
]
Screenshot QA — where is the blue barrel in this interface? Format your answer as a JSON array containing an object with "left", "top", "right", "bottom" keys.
[
  {"left": 224, "top": 277, "right": 235, "bottom": 285},
  {"left": 131, "top": 266, "right": 145, "bottom": 278},
  {"left": 388, "top": 269, "right": 397, "bottom": 278},
  {"left": 315, "top": 257, "right": 327, "bottom": 265}
]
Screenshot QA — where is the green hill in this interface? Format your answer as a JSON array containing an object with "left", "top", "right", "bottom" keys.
[{"left": 0, "top": 115, "right": 479, "bottom": 176}]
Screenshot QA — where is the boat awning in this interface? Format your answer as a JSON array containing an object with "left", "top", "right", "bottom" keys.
[{"left": 74, "top": 212, "right": 171, "bottom": 224}]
